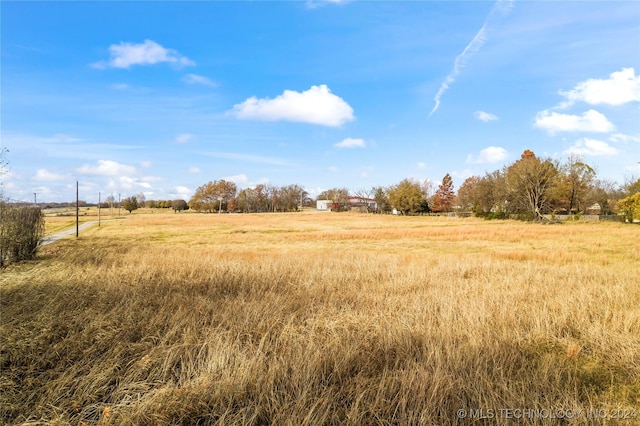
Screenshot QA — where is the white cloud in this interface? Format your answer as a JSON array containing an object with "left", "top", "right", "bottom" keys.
[
  {"left": 77, "top": 160, "right": 137, "bottom": 176},
  {"left": 223, "top": 174, "right": 249, "bottom": 185},
  {"left": 33, "top": 169, "right": 66, "bottom": 181},
  {"left": 107, "top": 176, "right": 152, "bottom": 191},
  {"left": 176, "top": 133, "right": 194, "bottom": 144},
  {"left": 450, "top": 169, "right": 474, "bottom": 181},
  {"left": 187, "top": 166, "right": 201, "bottom": 174},
  {"left": 558, "top": 67, "right": 640, "bottom": 108},
  {"left": 141, "top": 176, "right": 164, "bottom": 183},
  {"left": 93, "top": 39, "right": 195, "bottom": 69},
  {"left": 609, "top": 133, "right": 640, "bottom": 144},
  {"left": 534, "top": 109, "right": 615, "bottom": 134},
  {"left": 230, "top": 85, "right": 355, "bottom": 127},
  {"left": 182, "top": 73, "right": 217, "bottom": 87},
  {"left": 466, "top": 146, "right": 508, "bottom": 164},
  {"left": 563, "top": 138, "right": 619, "bottom": 156},
  {"left": 429, "top": 0, "right": 514, "bottom": 117},
  {"left": 474, "top": 110, "right": 498, "bottom": 122},
  {"left": 334, "top": 137, "right": 366, "bottom": 148},
  {"left": 172, "top": 186, "right": 192, "bottom": 200}
]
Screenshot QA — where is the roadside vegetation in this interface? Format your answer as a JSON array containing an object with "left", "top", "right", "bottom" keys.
[{"left": 1, "top": 213, "right": 639, "bottom": 425}]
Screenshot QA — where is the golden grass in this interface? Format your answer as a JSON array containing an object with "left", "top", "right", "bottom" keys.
[{"left": 1, "top": 212, "right": 639, "bottom": 425}]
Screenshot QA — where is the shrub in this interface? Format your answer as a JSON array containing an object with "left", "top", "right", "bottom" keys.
[{"left": 0, "top": 204, "right": 44, "bottom": 267}]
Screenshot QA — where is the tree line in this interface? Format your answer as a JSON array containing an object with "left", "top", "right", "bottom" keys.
[{"left": 116, "top": 150, "right": 639, "bottom": 222}]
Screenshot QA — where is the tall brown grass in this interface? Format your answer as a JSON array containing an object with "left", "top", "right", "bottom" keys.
[{"left": 1, "top": 213, "right": 639, "bottom": 425}]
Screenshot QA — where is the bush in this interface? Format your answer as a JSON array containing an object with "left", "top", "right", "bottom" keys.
[{"left": 0, "top": 204, "right": 44, "bottom": 267}]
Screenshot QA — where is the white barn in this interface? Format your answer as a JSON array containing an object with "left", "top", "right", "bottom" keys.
[{"left": 316, "top": 200, "right": 333, "bottom": 211}]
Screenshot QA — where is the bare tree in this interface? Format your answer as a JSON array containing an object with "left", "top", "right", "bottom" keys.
[{"left": 136, "top": 192, "right": 147, "bottom": 208}]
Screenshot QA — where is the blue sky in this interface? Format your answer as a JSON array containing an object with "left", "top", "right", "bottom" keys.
[{"left": 1, "top": 0, "right": 639, "bottom": 203}]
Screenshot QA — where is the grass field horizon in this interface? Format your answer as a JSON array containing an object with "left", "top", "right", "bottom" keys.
[{"left": 2, "top": 212, "right": 639, "bottom": 425}]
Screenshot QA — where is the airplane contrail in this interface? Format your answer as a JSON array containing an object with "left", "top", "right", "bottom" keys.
[{"left": 429, "top": 0, "right": 514, "bottom": 118}]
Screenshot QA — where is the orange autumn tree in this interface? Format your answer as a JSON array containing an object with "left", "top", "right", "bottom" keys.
[{"left": 432, "top": 173, "right": 455, "bottom": 213}]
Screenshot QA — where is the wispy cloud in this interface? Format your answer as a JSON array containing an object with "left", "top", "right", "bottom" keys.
[
  {"left": 429, "top": 0, "right": 514, "bottom": 117},
  {"left": 563, "top": 138, "right": 619, "bottom": 156},
  {"left": 306, "top": 0, "right": 349, "bottom": 9},
  {"left": 175, "top": 133, "right": 194, "bottom": 144},
  {"left": 202, "top": 151, "right": 289, "bottom": 166},
  {"left": 474, "top": 110, "right": 498, "bottom": 122},
  {"left": 93, "top": 39, "right": 195, "bottom": 69},
  {"left": 334, "top": 137, "right": 366, "bottom": 148},
  {"left": 110, "top": 83, "right": 131, "bottom": 91},
  {"left": 182, "top": 73, "right": 217, "bottom": 87},
  {"left": 229, "top": 85, "right": 355, "bottom": 127},
  {"left": 33, "top": 169, "right": 66, "bottom": 182},
  {"left": 609, "top": 133, "right": 640, "bottom": 144}
]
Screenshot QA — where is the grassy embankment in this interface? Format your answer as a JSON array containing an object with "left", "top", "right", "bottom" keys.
[{"left": 1, "top": 212, "right": 639, "bottom": 425}]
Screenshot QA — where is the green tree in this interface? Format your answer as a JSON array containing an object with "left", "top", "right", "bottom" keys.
[
  {"left": 387, "top": 178, "right": 428, "bottom": 215},
  {"left": 617, "top": 192, "right": 640, "bottom": 222},
  {"left": 122, "top": 196, "right": 139, "bottom": 213},
  {"left": 171, "top": 199, "right": 188, "bottom": 213},
  {"left": 372, "top": 186, "right": 390, "bottom": 213}
]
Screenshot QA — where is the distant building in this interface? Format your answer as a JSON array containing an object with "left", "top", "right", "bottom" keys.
[
  {"left": 316, "top": 197, "right": 378, "bottom": 212},
  {"left": 316, "top": 200, "right": 333, "bottom": 211},
  {"left": 348, "top": 196, "right": 377, "bottom": 212},
  {"left": 586, "top": 203, "right": 601, "bottom": 215}
]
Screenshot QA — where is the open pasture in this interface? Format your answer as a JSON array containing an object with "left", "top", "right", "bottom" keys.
[{"left": 1, "top": 212, "right": 639, "bottom": 425}]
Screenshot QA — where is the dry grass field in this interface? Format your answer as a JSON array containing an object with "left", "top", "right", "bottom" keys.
[{"left": 1, "top": 212, "right": 639, "bottom": 425}]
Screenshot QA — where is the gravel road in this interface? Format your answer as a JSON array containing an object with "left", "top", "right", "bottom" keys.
[{"left": 40, "top": 221, "right": 99, "bottom": 246}]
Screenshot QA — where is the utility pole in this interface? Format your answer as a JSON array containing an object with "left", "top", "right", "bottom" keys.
[
  {"left": 76, "top": 181, "right": 79, "bottom": 238},
  {"left": 118, "top": 193, "right": 121, "bottom": 218},
  {"left": 98, "top": 192, "right": 101, "bottom": 227},
  {"left": 34, "top": 192, "right": 37, "bottom": 207}
]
